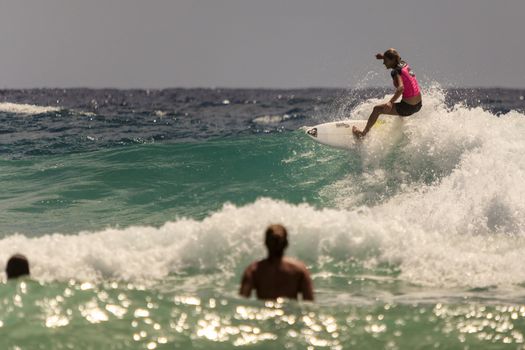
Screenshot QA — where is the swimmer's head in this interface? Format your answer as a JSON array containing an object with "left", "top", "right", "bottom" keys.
[
  {"left": 6, "top": 254, "right": 30, "bottom": 279},
  {"left": 264, "top": 224, "right": 288, "bottom": 258},
  {"left": 381, "top": 48, "right": 401, "bottom": 69}
]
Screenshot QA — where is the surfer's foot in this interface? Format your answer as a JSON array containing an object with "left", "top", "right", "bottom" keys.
[
  {"left": 307, "top": 127, "right": 317, "bottom": 137},
  {"left": 352, "top": 126, "right": 365, "bottom": 138}
]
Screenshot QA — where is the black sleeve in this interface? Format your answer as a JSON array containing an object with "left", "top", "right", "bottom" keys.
[{"left": 391, "top": 68, "right": 400, "bottom": 78}]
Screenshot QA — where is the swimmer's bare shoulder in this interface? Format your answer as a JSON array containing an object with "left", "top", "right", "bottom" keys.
[
  {"left": 252, "top": 257, "right": 307, "bottom": 275},
  {"left": 281, "top": 257, "right": 308, "bottom": 273},
  {"left": 281, "top": 257, "right": 314, "bottom": 301}
]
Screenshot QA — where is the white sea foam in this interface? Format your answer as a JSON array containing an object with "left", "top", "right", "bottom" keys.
[
  {"left": 252, "top": 114, "right": 291, "bottom": 125},
  {"left": 0, "top": 195, "right": 524, "bottom": 289},
  {"left": 1, "top": 88, "right": 524, "bottom": 290},
  {"left": 0, "top": 102, "right": 61, "bottom": 115}
]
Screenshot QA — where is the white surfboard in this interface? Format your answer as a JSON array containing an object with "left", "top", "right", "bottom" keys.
[{"left": 304, "top": 119, "right": 388, "bottom": 150}]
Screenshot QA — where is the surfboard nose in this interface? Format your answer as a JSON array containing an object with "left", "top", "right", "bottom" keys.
[{"left": 306, "top": 127, "right": 317, "bottom": 137}]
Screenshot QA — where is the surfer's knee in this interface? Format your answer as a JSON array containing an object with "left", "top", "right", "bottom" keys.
[{"left": 373, "top": 105, "right": 385, "bottom": 114}]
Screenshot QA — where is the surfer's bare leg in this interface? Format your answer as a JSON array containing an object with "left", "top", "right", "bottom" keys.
[{"left": 352, "top": 103, "right": 398, "bottom": 138}]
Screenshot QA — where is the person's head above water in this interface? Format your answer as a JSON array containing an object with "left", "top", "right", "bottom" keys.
[
  {"left": 377, "top": 48, "right": 402, "bottom": 69},
  {"left": 264, "top": 224, "right": 288, "bottom": 258},
  {"left": 6, "top": 254, "right": 30, "bottom": 279}
]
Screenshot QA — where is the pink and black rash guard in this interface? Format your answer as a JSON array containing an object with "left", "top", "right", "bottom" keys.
[{"left": 391, "top": 62, "right": 420, "bottom": 99}]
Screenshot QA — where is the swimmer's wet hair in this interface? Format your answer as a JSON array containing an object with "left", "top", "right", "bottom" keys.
[
  {"left": 6, "top": 254, "right": 30, "bottom": 279},
  {"left": 266, "top": 224, "right": 287, "bottom": 238},
  {"left": 265, "top": 224, "right": 289, "bottom": 253}
]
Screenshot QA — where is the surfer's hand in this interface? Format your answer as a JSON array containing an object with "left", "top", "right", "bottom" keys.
[
  {"left": 384, "top": 101, "right": 393, "bottom": 113},
  {"left": 352, "top": 126, "right": 365, "bottom": 138},
  {"left": 375, "top": 53, "right": 383, "bottom": 60}
]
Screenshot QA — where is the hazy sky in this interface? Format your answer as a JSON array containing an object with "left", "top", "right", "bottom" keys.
[{"left": 1, "top": 0, "right": 524, "bottom": 89}]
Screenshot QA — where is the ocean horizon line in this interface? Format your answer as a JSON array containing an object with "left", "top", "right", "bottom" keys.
[{"left": 1, "top": 85, "right": 524, "bottom": 91}]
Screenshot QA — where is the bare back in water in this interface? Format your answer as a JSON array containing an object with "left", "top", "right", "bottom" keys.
[{"left": 240, "top": 257, "right": 314, "bottom": 301}]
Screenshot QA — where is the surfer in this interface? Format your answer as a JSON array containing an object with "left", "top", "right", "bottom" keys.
[
  {"left": 353, "top": 48, "right": 422, "bottom": 138},
  {"left": 239, "top": 224, "right": 314, "bottom": 301}
]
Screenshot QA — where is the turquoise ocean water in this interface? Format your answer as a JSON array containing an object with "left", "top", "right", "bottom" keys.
[{"left": 1, "top": 87, "right": 525, "bottom": 349}]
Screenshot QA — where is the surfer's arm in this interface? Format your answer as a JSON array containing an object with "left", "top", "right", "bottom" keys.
[{"left": 389, "top": 74, "right": 404, "bottom": 104}]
